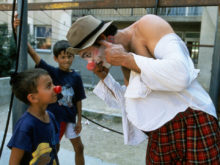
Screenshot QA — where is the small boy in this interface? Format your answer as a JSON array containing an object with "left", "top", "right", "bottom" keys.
[{"left": 8, "top": 68, "right": 59, "bottom": 165}]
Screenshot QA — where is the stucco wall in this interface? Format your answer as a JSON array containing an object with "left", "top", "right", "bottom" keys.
[{"left": 0, "top": 77, "right": 11, "bottom": 105}]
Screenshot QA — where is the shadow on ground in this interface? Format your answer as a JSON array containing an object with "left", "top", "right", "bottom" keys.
[{"left": 0, "top": 88, "right": 147, "bottom": 165}]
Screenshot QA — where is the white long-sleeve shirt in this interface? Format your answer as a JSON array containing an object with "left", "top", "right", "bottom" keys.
[
  {"left": 93, "top": 33, "right": 217, "bottom": 145},
  {"left": 93, "top": 74, "right": 147, "bottom": 145}
]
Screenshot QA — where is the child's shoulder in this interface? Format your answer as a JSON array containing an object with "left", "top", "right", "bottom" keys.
[
  {"left": 14, "top": 112, "right": 36, "bottom": 132},
  {"left": 70, "top": 69, "right": 82, "bottom": 79}
]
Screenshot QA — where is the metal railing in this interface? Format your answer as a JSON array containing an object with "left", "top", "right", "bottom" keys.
[
  {"left": 72, "top": 7, "right": 203, "bottom": 21},
  {"left": 149, "top": 7, "right": 203, "bottom": 16}
]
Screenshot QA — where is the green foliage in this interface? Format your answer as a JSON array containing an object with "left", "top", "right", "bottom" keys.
[{"left": 0, "top": 24, "right": 16, "bottom": 77}]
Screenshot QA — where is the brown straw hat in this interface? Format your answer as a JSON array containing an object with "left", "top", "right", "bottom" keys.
[{"left": 66, "top": 15, "right": 112, "bottom": 54}]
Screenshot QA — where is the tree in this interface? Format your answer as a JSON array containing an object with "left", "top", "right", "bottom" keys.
[{"left": 0, "top": 24, "right": 16, "bottom": 77}]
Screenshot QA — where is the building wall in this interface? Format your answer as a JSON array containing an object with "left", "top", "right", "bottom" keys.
[
  {"left": 198, "top": 6, "right": 218, "bottom": 91},
  {"left": 0, "top": 77, "right": 11, "bottom": 105}
]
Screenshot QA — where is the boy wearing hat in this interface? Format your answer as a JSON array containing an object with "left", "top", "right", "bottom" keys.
[{"left": 66, "top": 15, "right": 220, "bottom": 164}]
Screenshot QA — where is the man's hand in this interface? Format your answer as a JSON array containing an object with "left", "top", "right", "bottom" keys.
[
  {"left": 13, "top": 14, "right": 20, "bottom": 31},
  {"left": 93, "top": 61, "right": 109, "bottom": 80},
  {"left": 99, "top": 40, "right": 128, "bottom": 66},
  {"left": 99, "top": 40, "right": 141, "bottom": 73},
  {"left": 74, "top": 121, "right": 82, "bottom": 134}
]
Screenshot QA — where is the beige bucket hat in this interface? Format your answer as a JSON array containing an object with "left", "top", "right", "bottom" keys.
[{"left": 66, "top": 15, "right": 112, "bottom": 54}]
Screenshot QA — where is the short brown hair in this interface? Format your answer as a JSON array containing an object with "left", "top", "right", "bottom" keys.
[
  {"left": 53, "top": 40, "right": 71, "bottom": 57},
  {"left": 10, "top": 68, "right": 49, "bottom": 104}
]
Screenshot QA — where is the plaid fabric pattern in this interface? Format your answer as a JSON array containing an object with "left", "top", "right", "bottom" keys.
[{"left": 145, "top": 108, "right": 220, "bottom": 165}]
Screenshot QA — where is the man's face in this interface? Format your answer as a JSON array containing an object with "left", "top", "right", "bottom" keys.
[
  {"left": 78, "top": 46, "right": 99, "bottom": 63},
  {"left": 78, "top": 45, "right": 110, "bottom": 70}
]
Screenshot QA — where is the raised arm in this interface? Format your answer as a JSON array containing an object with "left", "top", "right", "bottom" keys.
[
  {"left": 100, "top": 40, "right": 197, "bottom": 92},
  {"left": 27, "top": 43, "right": 41, "bottom": 65},
  {"left": 14, "top": 14, "right": 41, "bottom": 65},
  {"left": 99, "top": 15, "right": 198, "bottom": 92}
]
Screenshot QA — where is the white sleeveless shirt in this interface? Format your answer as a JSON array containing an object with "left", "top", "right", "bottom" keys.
[{"left": 124, "top": 33, "right": 216, "bottom": 131}]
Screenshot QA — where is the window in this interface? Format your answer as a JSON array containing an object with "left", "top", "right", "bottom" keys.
[
  {"left": 34, "top": 25, "right": 52, "bottom": 50},
  {"left": 184, "top": 32, "right": 200, "bottom": 67},
  {"left": 176, "top": 32, "right": 184, "bottom": 40}
]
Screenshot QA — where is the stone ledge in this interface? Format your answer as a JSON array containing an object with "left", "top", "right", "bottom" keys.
[{"left": 82, "top": 108, "right": 122, "bottom": 123}]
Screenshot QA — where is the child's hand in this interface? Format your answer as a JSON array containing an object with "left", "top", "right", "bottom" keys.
[
  {"left": 13, "top": 14, "right": 20, "bottom": 30},
  {"left": 74, "top": 121, "right": 82, "bottom": 134}
]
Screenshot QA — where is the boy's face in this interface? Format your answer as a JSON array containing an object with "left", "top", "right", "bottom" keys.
[
  {"left": 34, "top": 75, "right": 57, "bottom": 105},
  {"left": 54, "top": 51, "right": 74, "bottom": 72}
]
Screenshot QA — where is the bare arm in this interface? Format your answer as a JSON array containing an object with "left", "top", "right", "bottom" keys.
[
  {"left": 76, "top": 101, "right": 82, "bottom": 123},
  {"left": 75, "top": 101, "right": 82, "bottom": 134},
  {"left": 9, "top": 147, "right": 24, "bottom": 165},
  {"left": 99, "top": 15, "right": 174, "bottom": 73},
  {"left": 27, "top": 43, "right": 41, "bottom": 65}
]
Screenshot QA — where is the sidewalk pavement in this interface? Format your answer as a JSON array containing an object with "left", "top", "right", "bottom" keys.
[
  {"left": 0, "top": 99, "right": 119, "bottom": 165},
  {"left": 0, "top": 90, "right": 147, "bottom": 165},
  {"left": 0, "top": 131, "right": 117, "bottom": 165},
  {"left": 0, "top": 87, "right": 122, "bottom": 165}
]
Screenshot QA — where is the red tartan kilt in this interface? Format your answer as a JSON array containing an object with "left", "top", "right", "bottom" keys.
[{"left": 145, "top": 108, "right": 220, "bottom": 165}]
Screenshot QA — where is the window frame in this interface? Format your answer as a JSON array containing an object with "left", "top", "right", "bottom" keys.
[{"left": 34, "top": 25, "right": 52, "bottom": 53}]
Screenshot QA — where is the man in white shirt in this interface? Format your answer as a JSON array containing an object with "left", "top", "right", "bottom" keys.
[{"left": 66, "top": 15, "right": 220, "bottom": 164}]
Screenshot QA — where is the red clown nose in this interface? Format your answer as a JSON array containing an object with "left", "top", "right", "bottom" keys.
[
  {"left": 86, "top": 61, "right": 96, "bottom": 71},
  {"left": 53, "top": 85, "right": 62, "bottom": 94}
]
